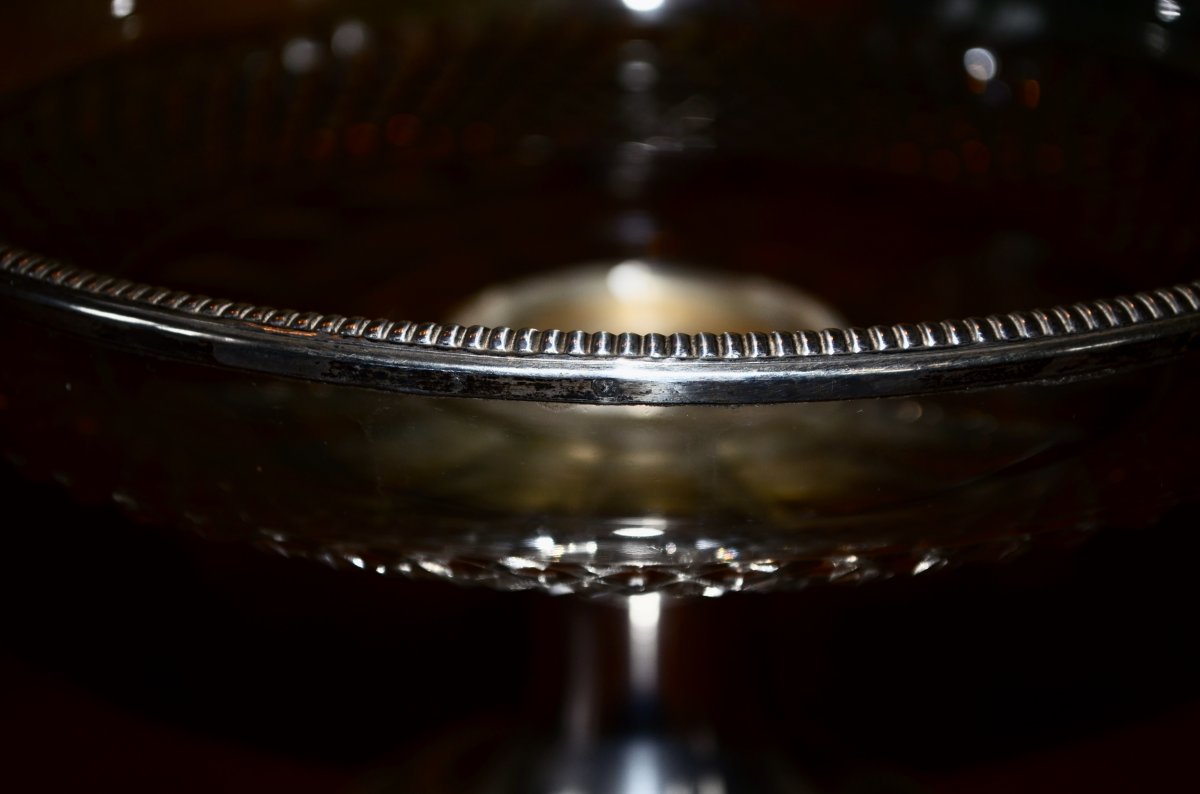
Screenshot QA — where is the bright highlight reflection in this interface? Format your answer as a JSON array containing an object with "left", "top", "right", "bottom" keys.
[
  {"left": 1157, "top": 0, "right": 1183, "bottom": 23},
  {"left": 964, "top": 47, "right": 998, "bottom": 81},
  {"left": 621, "top": 741, "right": 661, "bottom": 794},
  {"left": 628, "top": 593, "right": 662, "bottom": 699},
  {"left": 607, "top": 260, "right": 664, "bottom": 303},
  {"left": 614, "top": 526, "right": 666, "bottom": 538},
  {"left": 629, "top": 592, "right": 662, "bottom": 630},
  {"left": 110, "top": 0, "right": 134, "bottom": 18},
  {"left": 623, "top": 0, "right": 666, "bottom": 12}
]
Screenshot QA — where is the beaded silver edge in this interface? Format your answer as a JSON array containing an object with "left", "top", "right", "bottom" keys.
[{"left": 4, "top": 244, "right": 1199, "bottom": 362}]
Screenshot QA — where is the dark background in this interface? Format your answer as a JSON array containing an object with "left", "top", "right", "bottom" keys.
[
  {"left": 2, "top": 2, "right": 1199, "bottom": 791},
  {"left": 2, "top": 459, "right": 1198, "bottom": 793}
]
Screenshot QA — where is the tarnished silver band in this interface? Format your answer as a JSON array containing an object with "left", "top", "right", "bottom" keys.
[{"left": 2, "top": 244, "right": 1198, "bottom": 404}]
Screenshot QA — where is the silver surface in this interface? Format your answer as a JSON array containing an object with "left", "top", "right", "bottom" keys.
[{"left": 2, "top": 245, "right": 1198, "bottom": 405}]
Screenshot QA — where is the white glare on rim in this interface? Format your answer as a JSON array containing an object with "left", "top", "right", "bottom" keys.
[{"left": 110, "top": 0, "right": 135, "bottom": 18}]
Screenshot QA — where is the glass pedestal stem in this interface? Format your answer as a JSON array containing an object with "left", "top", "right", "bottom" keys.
[{"left": 521, "top": 594, "right": 806, "bottom": 794}]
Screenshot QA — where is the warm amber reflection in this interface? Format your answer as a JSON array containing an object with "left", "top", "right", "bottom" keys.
[{"left": 449, "top": 260, "right": 844, "bottom": 336}]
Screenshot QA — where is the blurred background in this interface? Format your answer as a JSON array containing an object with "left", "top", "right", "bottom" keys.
[
  {"left": 3, "top": 460, "right": 1200, "bottom": 793},
  {"left": 2, "top": 2, "right": 1200, "bottom": 792}
]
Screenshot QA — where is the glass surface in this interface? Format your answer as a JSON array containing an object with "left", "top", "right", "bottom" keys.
[
  {"left": 2, "top": 3, "right": 1199, "bottom": 792},
  {"left": 1, "top": 0, "right": 1198, "bottom": 594},
  {"left": 3, "top": 314, "right": 1194, "bottom": 595}
]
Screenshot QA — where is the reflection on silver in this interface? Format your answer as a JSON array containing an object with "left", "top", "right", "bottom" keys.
[
  {"left": 913, "top": 552, "right": 947, "bottom": 575},
  {"left": 1157, "top": 0, "right": 1183, "bottom": 23},
  {"left": 17, "top": 245, "right": 1197, "bottom": 404},
  {"left": 417, "top": 559, "right": 452, "bottom": 578},
  {"left": 110, "top": 0, "right": 134, "bottom": 18},
  {"left": 72, "top": 303, "right": 212, "bottom": 340},
  {"left": 964, "top": 47, "right": 999, "bottom": 81},
  {"left": 503, "top": 556, "right": 543, "bottom": 570}
]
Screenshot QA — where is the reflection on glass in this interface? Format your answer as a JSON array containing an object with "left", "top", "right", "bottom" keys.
[
  {"left": 1, "top": 4, "right": 1198, "bottom": 791},
  {"left": 0, "top": 0, "right": 1194, "bottom": 601}
]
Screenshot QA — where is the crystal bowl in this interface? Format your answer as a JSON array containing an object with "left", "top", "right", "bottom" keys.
[{"left": 1, "top": 0, "right": 1198, "bottom": 595}]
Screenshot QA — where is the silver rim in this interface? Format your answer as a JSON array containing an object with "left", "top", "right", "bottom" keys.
[{"left": 3, "top": 244, "right": 1198, "bottom": 405}]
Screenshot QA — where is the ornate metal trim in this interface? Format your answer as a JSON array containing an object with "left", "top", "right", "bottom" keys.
[{"left": 3, "top": 243, "right": 1198, "bottom": 404}]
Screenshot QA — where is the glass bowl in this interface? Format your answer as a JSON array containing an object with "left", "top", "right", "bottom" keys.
[
  {"left": 3, "top": 3, "right": 1199, "bottom": 791},
  {"left": 2, "top": 0, "right": 1197, "bottom": 597}
]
